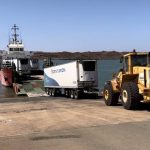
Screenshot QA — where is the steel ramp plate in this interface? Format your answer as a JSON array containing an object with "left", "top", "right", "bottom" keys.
[{"left": 26, "top": 87, "right": 48, "bottom": 97}]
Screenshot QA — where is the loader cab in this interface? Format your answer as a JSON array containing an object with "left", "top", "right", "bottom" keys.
[{"left": 121, "top": 52, "right": 150, "bottom": 74}]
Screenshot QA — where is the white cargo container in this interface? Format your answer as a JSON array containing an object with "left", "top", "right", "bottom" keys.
[{"left": 44, "top": 60, "right": 98, "bottom": 99}]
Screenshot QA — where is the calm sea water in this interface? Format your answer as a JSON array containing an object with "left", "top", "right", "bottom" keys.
[
  {"left": 98, "top": 59, "right": 122, "bottom": 90},
  {"left": 0, "top": 59, "right": 122, "bottom": 97}
]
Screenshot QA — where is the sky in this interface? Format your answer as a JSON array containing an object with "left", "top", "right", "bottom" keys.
[{"left": 0, "top": 0, "right": 150, "bottom": 52}]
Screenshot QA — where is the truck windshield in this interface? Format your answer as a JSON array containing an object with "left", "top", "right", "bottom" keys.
[
  {"left": 82, "top": 61, "right": 95, "bottom": 71},
  {"left": 131, "top": 55, "right": 148, "bottom": 66},
  {"left": 20, "top": 59, "right": 28, "bottom": 64}
]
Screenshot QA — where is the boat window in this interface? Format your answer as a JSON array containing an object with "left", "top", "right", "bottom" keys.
[
  {"left": 82, "top": 61, "right": 95, "bottom": 71},
  {"left": 20, "top": 59, "right": 28, "bottom": 64},
  {"left": 20, "top": 48, "right": 24, "bottom": 51},
  {"left": 2, "top": 61, "right": 12, "bottom": 68},
  {"left": 32, "top": 59, "right": 38, "bottom": 63}
]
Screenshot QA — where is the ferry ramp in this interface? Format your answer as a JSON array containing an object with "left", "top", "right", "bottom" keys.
[{"left": 13, "top": 80, "right": 48, "bottom": 97}]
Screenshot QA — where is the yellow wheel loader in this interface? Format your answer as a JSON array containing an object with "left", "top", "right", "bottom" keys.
[{"left": 103, "top": 51, "right": 150, "bottom": 110}]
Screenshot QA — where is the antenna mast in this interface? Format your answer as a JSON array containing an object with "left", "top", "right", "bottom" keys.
[{"left": 11, "top": 24, "right": 19, "bottom": 44}]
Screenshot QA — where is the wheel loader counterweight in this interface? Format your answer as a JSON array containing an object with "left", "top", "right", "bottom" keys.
[{"left": 103, "top": 51, "right": 150, "bottom": 110}]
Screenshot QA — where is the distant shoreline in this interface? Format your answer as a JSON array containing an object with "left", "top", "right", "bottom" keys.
[{"left": 32, "top": 51, "right": 128, "bottom": 59}]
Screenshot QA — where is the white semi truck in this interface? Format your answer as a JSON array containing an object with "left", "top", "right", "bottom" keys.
[{"left": 44, "top": 60, "right": 98, "bottom": 99}]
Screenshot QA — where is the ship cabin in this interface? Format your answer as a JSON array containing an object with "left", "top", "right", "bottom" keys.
[{"left": 8, "top": 43, "right": 24, "bottom": 53}]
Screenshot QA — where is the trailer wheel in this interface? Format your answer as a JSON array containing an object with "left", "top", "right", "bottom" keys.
[
  {"left": 45, "top": 88, "right": 51, "bottom": 96},
  {"left": 51, "top": 89, "right": 56, "bottom": 96},
  {"left": 74, "top": 90, "right": 79, "bottom": 99},
  {"left": 65, "top": 90, "right": 70, "bottom": 98},
  {"left": 45, "top": 88, "right": 48, "bottom": 94},
  {"left": 56, "top": 89, "right": 61, "bottom": 96},
  {"left": 47, "top": 88, "right": 50, "bottom": 95},
  {"left": 70, "top": 90, "right": 74, "bottom": 99},
  {"left": 48, "top": 89, "right": 52, "bottom": 96},
  {"left": 103, "top": 83, "right": 119, "bottom": 106},
  {"left": 121, "top": 82, "right": 140, "bottom": 110}
]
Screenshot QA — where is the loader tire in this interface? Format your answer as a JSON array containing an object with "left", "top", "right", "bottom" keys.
[
  {"left": 103, "top": 83, "right": 119, "bottom": 106},
  {"left": 121, "top": 82, "right": 140, "bottom": 110}
]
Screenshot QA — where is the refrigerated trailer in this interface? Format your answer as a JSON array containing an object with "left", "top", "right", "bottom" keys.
[{"left": 44, "top": 60, "right": 98, "bottom": 99}]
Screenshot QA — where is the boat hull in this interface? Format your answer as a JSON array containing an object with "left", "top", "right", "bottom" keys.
[{"left": 0, "top": 68, "right": 13, "bottom": 86}]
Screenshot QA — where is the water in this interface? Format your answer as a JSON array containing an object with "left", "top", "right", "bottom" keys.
[
  {"left": 0, "top": 59, "right": 122, "bottom": 97},
  {"left": 98, "top": 59, "right": 122, "bottom": 90}
]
